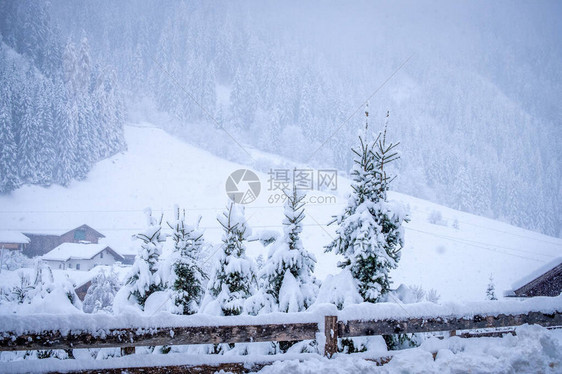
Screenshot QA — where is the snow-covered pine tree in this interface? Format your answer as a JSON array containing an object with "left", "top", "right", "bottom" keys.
[
  {"left": 207, "top": 201, "right": 257, "bottom": 316},
  {"left": 261, "top": 181, "right": 319, "bottom": 312},
  {"left": 83, "top": 269, "right": 121, "bottom": 313},
  {"left": 486, "top": 274, "right": 498, "bottom": 301},
  {"left": 0, "top": 98, "right": 20, "bottom": 193},
  {"left": 167, "top": 205, "right": 207, "bottom": 315},
  {"left": 126, "top": 208, "right": 164, "bottom": 309},
  {"left": 326, "top": 109, "right": 408, "bottom": 303}
]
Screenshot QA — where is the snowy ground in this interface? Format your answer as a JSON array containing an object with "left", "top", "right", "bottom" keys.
[
  {"left": 0, "top": 124, "right": 561, "bottom": 302},
  {"left": 257, "top": 325, "right": 562, "bottom": 374}
]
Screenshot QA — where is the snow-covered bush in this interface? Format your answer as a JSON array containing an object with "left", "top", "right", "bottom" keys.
[
  {"left": 428, "top": 209, "right": 447, "bottom": 226},
  {"left": 314, "top": 269, "right": 362, "bottom": 310},
  {"left": 3, "top": 271, "right": 33, "bottom": 304},
  {"left": 0, "top": 249, "right": 32, "bottom": 271},
  {"left": 83, "top": 269, "right": 121, "bottom": 313}
]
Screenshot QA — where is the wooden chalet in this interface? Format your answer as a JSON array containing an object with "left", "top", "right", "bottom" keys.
[
  {"left": 0, "top": 231, "right": 30, "bottom": 252},
  {"left": 22, "top": 224, "right": 105, "bottom": 257},
  {"left": 510, "top": 257, "right": 562, "bottom": 297}
]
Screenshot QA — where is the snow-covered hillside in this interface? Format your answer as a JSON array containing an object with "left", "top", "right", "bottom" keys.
[{"left": 0, "top": 124, "right": 560, "bottom": 302}]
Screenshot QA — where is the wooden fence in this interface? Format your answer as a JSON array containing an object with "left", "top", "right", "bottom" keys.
[{"left": 1, "top": 307, "right": 561, "bottom": 373}]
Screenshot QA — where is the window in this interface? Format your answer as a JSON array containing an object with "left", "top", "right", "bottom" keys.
[
  {"left": 74, "top": 229, "right": 86, "bottom": 241},
  {"left": 100, "top": 251, "right": 104, "bottom": 259},
  {"left": 68, "top": 263, "right": 72, "bottom": 268},
  {"left": 76, "top": 263, "right": 80, "bottom": 270},
  {"left": 59, "top": 264, "right": 62, "bottom": 269}
]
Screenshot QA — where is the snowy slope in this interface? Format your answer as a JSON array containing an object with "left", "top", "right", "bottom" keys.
[{"left": 0, "top": 124, "right": 560, "bottom": 302}]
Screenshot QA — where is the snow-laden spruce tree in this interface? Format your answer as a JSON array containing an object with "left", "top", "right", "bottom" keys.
[
  {"left": 261, "top": 182, "right": 319, "bottom": 312},
  {"left": 206, "top": 201, "right": 257, "bottom": 316},
  {"left": 486, "top": 274, "right": 498, "bottom": 301},
  {"left": 125, "top": 208, "right": 164, "bottom": 309},
  {"left": 83, "top": 269, "right": 121, "bottom": 313},
  {"left": 166, "top": 205, "right": 207, "bottom": 315},
  {"left": 326, "top": 109, "right": 408, "bottom": 303}
]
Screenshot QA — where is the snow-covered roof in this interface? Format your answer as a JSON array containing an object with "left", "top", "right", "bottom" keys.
[
  {"left": 42, "top": 243, "right": 122, "bottom": 262},
  {"left": 0, "top": 231, "right": 30, "bottom": 244},
  {"left": 511, "top": 257, "right": 562, "bottom": 292}
]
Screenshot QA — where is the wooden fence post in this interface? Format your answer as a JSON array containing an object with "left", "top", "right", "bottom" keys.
[
  {"left": 121, "top": 346, "right": 135, "bottom": 356},
  {"left": 324, "top": 315, "right": 338, "bottom": 358}
]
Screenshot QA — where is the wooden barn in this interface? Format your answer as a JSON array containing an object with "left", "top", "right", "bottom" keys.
[
  {"left": 0, "top": 231, "right": 30, "bottom": 252},
  {"left": 22, "top": 224, "right": 105, "bottom": 258},
  {"left": 510, "top": 257, "right": 562, "bottom": 297}
]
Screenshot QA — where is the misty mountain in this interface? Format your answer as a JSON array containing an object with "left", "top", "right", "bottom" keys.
[{"left": 2, "top": 0, "right": 561, "bottom": 237}]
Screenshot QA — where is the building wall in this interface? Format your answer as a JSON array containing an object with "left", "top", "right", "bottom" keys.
[
  {"left": 23, "top": 234, "right": 61, "bottom": 258},
  {"left": 66, "top": 249, "right": 119, "bottom": 271},
  {"left": 44, "top": 259, "right": 67, "bottom": 270},
  {"left": 59, "top": 226, "right": 102, "bottom": 244},
  {"left": 0, "top": 243, "right": 26, "bottom": 251}
]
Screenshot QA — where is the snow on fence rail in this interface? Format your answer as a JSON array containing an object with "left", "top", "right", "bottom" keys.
[{"left": 1, "top": 296, "right": 561, "bottom": 373}]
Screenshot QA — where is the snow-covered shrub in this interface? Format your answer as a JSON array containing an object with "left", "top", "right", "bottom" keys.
[
  {"left": 3, "top": 271, "right": 33, "bottom": 304},
  {"left": 0, "top": 249, "right": 32, "bottom": 271},
  {"left": 428, "top": 209, "right": 447, "bottom": 226},
  {"left": 83, "top": 269, "right": 121, "bottom": 313},
  {"left": 452, "top": 218, "right": 460, "bottom": 229},
  {"left": 314, "top": 270, "right": 362, "bottom": 310}
]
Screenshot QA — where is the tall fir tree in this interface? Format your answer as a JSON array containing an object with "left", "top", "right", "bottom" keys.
[
  {"left": 326, "top": 109, "right": 408, "bottom": 303},
  {"left": 207, "top": 201, "right": 257, "bottom": 316},
  {"left": 0, "top": 99, "right": 20, "bottom": 192},
  {"left": 167, "top": 205, "right": 207, "bottom": 315}
]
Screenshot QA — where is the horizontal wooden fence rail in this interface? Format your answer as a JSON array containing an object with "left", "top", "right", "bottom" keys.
[
  {"left": 1, "top": 297, "right": 561, "bottom": 373},
  {"left": 323, "top": 310, "right": 562, "bottom": 357},
  {"left": 0, "top": 322, "right": 318, "bottom": 352}
]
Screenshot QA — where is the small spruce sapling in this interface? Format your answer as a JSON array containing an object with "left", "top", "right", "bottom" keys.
[
  {"left": 167, "top": 205, "right": 208, "bottom": 315},
  {"left": 261, "top": 180, "right": 319, "bottom": 312},
  {"left": 126, "top": 208, "right": 165, "bottom": 309},
  {"left": 208, "top": 201, "right": 257, "bottom": 316},
  {"left": 486, "top": 274, "right": 498, "bottom": 301}
]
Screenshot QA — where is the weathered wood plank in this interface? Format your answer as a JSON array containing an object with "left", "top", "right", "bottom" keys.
[
  {"left": 338, "top": 311, "right": 562, "bottom": 338},
  {"left": 324, "top": 316, "right": 338, "bottom": 358},
  {"left": 44, "top": 362, "right": 270, "bottom": 374},
  {"left": 120, "top": 346, "right": 135, "bottom": 356},
  {"left": 0, "top": 322, "right": 319, "bottom": 352}
]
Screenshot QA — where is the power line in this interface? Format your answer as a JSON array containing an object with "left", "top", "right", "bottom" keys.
[{"left": 406, "top": 227, "right": 555, "bottom": 262}]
